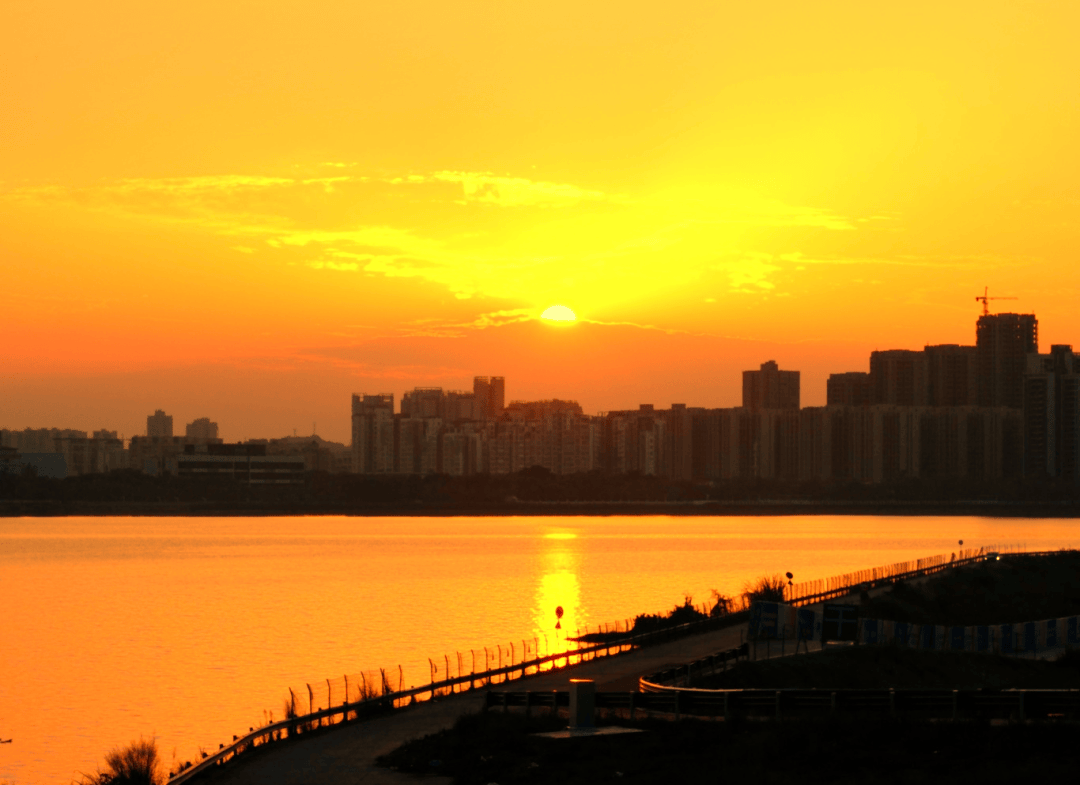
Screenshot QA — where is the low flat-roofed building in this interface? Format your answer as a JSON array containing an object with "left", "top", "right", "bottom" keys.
[{"left": 178, "top": 443, "right": 305, "bottom": 483}]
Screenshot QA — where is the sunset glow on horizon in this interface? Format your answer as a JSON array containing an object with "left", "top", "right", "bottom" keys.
[{"left": 5, "top": 1, "right": 1080, "bottom": 442}]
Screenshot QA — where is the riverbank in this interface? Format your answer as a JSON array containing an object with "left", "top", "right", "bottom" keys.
[
  {"left": 6, "top": 498, "right": 1080, "bottom": 517},
  {"left": 190, "top": 622, "right": 749, "bottom": 785}
]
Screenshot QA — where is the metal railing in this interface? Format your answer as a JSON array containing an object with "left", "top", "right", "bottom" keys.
[
  {"left": 485, "top": 687, "right": 1080, "bottom": 722},
  {"left": 169, "top": 545, "right": 1062, "bottom": 783},
  {"left": 167, "top": 608, "right": 745, "bottom": 784},
  {"left": 783, "top": 545, "right": 1040, "bottom": 607}
]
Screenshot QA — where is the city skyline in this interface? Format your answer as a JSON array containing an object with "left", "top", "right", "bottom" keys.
[
  {"left": 0, "top": 307, "right": 1057, "bottom": 445},
  {"left": 8, "top": 308, "right": 1080, "bottom": 484},
  {"left": 6, "top": 3, "right": 1080, "bottom": 445}
]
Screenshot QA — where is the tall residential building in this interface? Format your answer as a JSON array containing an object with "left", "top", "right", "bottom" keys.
[
  {"left": 401, "top": 388, "right": 444, "bottom": 419},
  {"left": 924, "top": 344, "right": 977, "bottom": 406},
  {"left": 185, "top": 417, "right": 219, "bottom": 441},
  {"left": 977, "top": 313, "right": 1038, "bottom": 408},
  {"left": 869, "top": 350, "right": 926, "bottom": 406},
  {"left": 147, "top": 410, "right": 173, "bottom": 438},
  {"left": 443, "top": 390, "right": 477, "bottom": 421},
  {"left": 827, "top": 372, "right": 872, "bottom": 406},
  {"left": 473, "top": 377, "right": 491, "bottom": 419},
  {"left": 742, "top": 361, "right": 800, "bottom": 411},
  {"left": 351, "top": 393, "right": 395, "bottom": 473},
  {"left": 490, "top": 377, "right": 505, "bottom": 417},
  {"left": 1023, "top": 345, "right": 1080, "bottom": 479}
]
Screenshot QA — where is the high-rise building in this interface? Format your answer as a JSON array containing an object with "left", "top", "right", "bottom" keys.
[
  {"left": 443, "top": 390, "right": 477, "bottom": 421},
  {"left": 147, "top": 410, "right": 173, "bottom": 438},
  {"left": 869, "top": 350, "right": 926, "bottom": 406},
  {"left": 924, "top": 345, "right": 977, "bottom": 406},
  {"left": 827, "top": 372, "right": 872, "bottom": 406},
  {"left": 490, "top": 376, "right": 505, "bottom": 417},
  {"left": 977, "top": 313, "right": 1038, "bottom": 408},
  {"left": 1023, "top": 345, "right": 1080, "bottom": 479},
  {"left": 401, "top": 388, "right": 444, "bottom": 419},
  {"left": 351, "top": 394, "right": 394, "bottom": 473},
  {"left": 742, "top": 361, "right": 800, "bottom": 411},
  {"left": 473, "top": 376, "right": 491, "bottom": 419},
  {"left": 185, "top": 417, "right": 219, "bottom": 441}
]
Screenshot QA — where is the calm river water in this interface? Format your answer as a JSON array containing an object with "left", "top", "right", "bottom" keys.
[{"left": 2, "top": 514, "right": 1078, "bottom": 784}]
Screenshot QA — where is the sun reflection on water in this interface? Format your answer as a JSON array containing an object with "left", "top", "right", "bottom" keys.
[{"left": 534, "top": 533, "right": 583, "bottom": 658}]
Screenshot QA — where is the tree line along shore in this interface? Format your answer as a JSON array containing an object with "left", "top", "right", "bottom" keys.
[{"left": 6, "top": 467, "right": 1080, "bottom": 516}]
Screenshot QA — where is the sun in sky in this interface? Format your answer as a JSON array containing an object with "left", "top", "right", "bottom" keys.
[
  {"left": 541, "top": 305, "right": 577, "bottom": 322},
  {"left": 6, "top": 1, "right": 1080, "bottom": 442}
]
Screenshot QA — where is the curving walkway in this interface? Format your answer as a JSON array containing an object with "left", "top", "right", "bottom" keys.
[{"left": 198, "top": 622, "right": 749, "bottom": 785}]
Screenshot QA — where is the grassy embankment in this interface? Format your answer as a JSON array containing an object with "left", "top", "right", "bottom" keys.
[{"left": 378, "top": 552, "right": 1080, "bottom": 784}]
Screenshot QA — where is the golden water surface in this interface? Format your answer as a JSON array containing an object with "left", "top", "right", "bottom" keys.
[{"left": 1, "top": 514, "right": 1076, "bottom": 784}]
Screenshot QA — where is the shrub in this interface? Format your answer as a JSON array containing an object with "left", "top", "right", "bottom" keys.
[
  {"left": 79, "top": 736, "right": 163, "bottom": 785},
  {"left": 742, "top": 574, "right": 787, "bottom": 605}
]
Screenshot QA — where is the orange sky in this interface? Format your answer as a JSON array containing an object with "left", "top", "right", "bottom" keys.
[{"left": 4, "top": 1, "right": 1080, "bottom": 443}]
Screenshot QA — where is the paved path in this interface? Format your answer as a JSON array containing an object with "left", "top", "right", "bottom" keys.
[{"left": 199, "top": 623, "right": 748, "bottom": 785}]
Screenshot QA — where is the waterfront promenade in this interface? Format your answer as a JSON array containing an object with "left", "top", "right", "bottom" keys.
[{"left": 200, "top": 622, "right": 749, "bottom": 785}]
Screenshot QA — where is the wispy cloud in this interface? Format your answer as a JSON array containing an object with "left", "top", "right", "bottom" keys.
[
  {"left": 2, "top": 169, "right": 876, "bottom": 307},
  {"left": 426, "top": 171, "right": 608, "bottom": 207}
]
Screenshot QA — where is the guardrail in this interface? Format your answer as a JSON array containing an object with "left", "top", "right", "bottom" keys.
[
  {"left": 783, "top": 545, "right": 1044, "bottom": 607},
  {"left": 485, "top": 688, "right": 1080, "bottom": 722},
  {"left": 169, "top": 546, "right": 1062, "bottom": 783},
  {"left": 168, "top": 608, "right": 747, "bottom": 784}
]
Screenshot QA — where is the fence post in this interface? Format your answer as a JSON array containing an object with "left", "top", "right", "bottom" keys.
[
  {"left": 344, "top": 675, "right": 349, "bottom": 709},
  {"left": 307, "top": 684, "right": 313, "bottom": 717},
  {"left": 445, "top": 655, "right": 451, "bottom": 693},
  {"left": 471, "top": 650, "right": 476, "bottom": 690},
  {"left": 326, "top": 679, "right": 332, "bottom": 724},
  {"left": 360, "top": 672, "right": 368, "bottom": 700}
]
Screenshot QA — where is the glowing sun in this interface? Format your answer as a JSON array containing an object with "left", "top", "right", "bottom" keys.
[{"left": 541, "top": 305, "right": 576, "bottom": 322}]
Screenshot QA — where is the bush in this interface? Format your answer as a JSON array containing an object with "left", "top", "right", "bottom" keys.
[
  {"left": 742, "top": 574, "right": 787, "bottom": 605},
  {"left": 79, "top": 736, "right": 163, "bottom": 785}
]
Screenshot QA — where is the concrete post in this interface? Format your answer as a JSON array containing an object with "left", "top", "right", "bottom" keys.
[{"left": 569, "top": 679, "right": 595, "bottom": 729}]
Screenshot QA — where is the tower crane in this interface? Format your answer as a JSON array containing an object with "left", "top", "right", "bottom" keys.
[{"left": 975, "top": 286, "right": 1017, "bottom": 316}]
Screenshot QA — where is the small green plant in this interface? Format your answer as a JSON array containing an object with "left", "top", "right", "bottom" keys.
[{"left": 77, "top": 736, "right": 163, "bottom": 785}]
